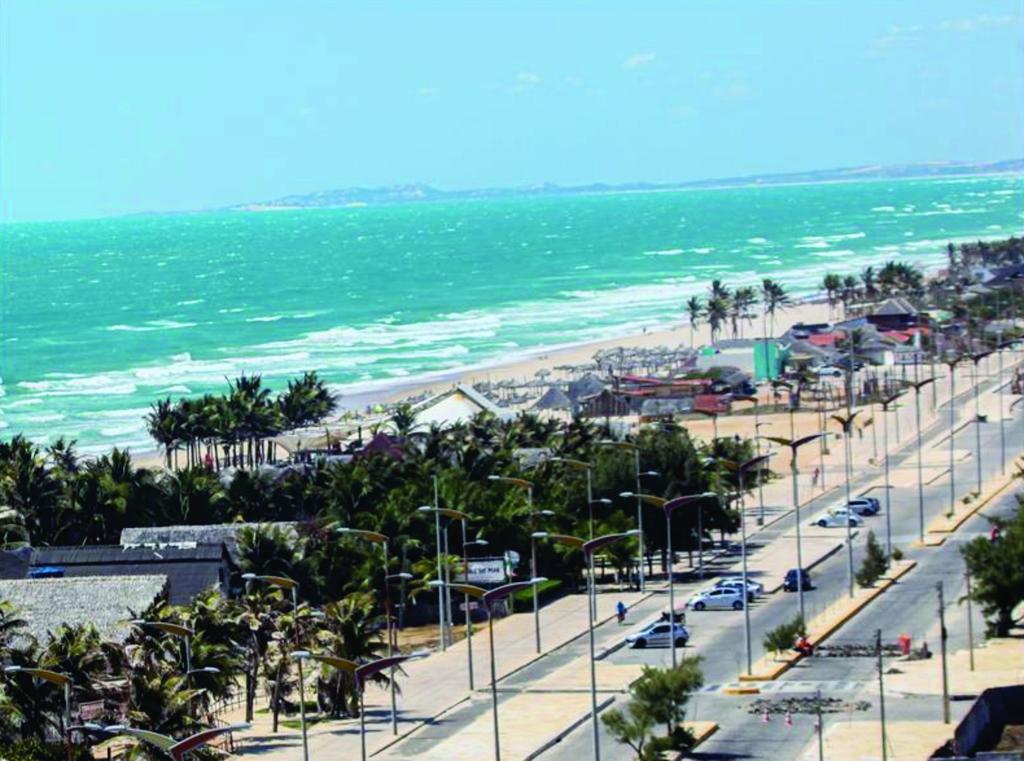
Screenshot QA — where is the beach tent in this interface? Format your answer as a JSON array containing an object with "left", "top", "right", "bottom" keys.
[
  {"left": 411, "top": 384, "right": 512, "bottom": 428},
  {"left": 567, "top": 373, "right": 606, "bottom": 402},
  {"left": 533, "top": 386, "right": 574, "bottom": 412}
]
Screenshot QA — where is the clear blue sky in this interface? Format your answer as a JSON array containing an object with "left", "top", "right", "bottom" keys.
[{"left": 2, "top": 0, "right": 1022, "bottom": 221}]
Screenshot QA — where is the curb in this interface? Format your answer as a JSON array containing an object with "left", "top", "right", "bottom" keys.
[
  {"left": 722, "top": 685, "right": 761, "bottom": 696},
  {"left": 927, "top": 465, "right": 1020, "bottom": 536},
  {"left": 739, "top": 560, "right": 917, "bottom": 682},
  {"left": 523, "top": 695, "right": 616, "bottom": 761},
  {"left": 664, "top": 722, "right": 720, "bottom": 759}
]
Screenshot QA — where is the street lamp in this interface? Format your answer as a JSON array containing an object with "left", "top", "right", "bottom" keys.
[
  {"left": 735, "top": 454, "right": 774, "bottom": 675},
  {"left": 903, "top": 378, "right": 936, "bottom": 544},
  {"left": 830, "top": 411, "right": 862, "bottom": 598},
  {"left": 599, "top": 440, "right": 658, "bottom": 591},
  {"left": 734, "top": 395, "right": 772, "bottom": 522},
  {"left": 533, "top": 532, "right": 638, "bottom": 761},
  {"left": 102, "top": 723, "right": 250, "bottom": 761},
  {"left": 970, "top": 350, "right": 994, "bottom": 493},
  {"left": 417, "top": 505, "right": 472, "bottom": 651},
  {"left": 660, "top": 494, "right": 716, "bottom": 667},
  {"left": 433, "top": 579, "right": 547, "bottom": 761},
  {"left": 488, "top": 475, "right": 549, "bottom": 654},
  {"left": 458, "top": 537, "right": 488, "bottom": 690},
  {"left": 4, "top": 665, "right": 73, "bottom": 761},
  {"left": 943, "top": 354, "right": 965, "bottom": 517},
  {"left": 762, "top": 432, "right": 831, "bottom": 622},
  {"left": 878, "top": 390, "right": 905, "bottom": 557},
  {"left": 336, "top": 527, "right": 401, "bottom": 734},
  {"left": 240, "top": 574, "right": 308, "bottom": 760},
  {"left": 548, "top": 457, "right": 597, "bottom": 539}
]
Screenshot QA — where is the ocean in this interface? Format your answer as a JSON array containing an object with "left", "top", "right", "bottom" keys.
[{"left": 2, "top": 175, "right": 1022, "bottom": 453}]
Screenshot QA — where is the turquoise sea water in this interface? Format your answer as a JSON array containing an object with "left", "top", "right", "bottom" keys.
[{"left": 2, "top": 175, "right": 1022, "bottom": 452}]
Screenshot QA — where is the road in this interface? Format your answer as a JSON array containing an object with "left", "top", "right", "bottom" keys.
[{"left": 539, "top": 372, "right": 1022, "bottom": 761}]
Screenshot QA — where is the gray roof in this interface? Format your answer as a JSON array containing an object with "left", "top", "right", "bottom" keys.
[
  {"left": 28, "top": 545, "right": 231, "bottom": 605},
  {"left": 566, "top": 374, "right": 606, "bottom": 401},
  {"left": 872, "top": 297, "right": 918, "bottom": 316},
  {"left": 532, "top": 387, "right": 574, "bottom": 411},
  {"left": 121, "top": 522, "right": 297, "bottom": 560},
  {"left": 0, "top": 575, "right": 167, "bottom": 644},
  {"left": 640, "top": 398, "right": 694, "bottom": 416}
]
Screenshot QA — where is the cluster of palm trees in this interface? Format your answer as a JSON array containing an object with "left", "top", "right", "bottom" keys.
[
  {"left": 1, "top": 410, "right": 765, "bottom": 756},
  {"left": 145, "top": 372, "right": 337, "bottom": 470},
  {"left": 821, "top": 260, "right": 925, "bottom": 318},
  {"left": 685, "top": 278, "right": 791, "bottom": 346}
]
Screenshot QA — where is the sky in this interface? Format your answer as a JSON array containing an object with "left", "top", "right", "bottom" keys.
[{"left": 1, "top": 0, "right": 1022, "bottom": 222}]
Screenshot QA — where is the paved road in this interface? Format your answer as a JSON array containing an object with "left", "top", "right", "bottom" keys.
[{"left": 542, "top": 374, "right": 1023, "bottom": 761}]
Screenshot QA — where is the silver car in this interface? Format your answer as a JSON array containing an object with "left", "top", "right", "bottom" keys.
[
  {"left": 687, "top": 587, "right": 746, "bottom": 611},
  {"left": 625, "top": 621, "right": 690, "bottom": 649}
]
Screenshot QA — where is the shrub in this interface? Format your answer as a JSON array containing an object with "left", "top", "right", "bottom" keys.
[
  {"left": 891, "top": 547, "right": 904, "bottom": 562},
  {"left": 856, "top": 530, "right": 889, "bottom": 588},
  {"left": 763, "top": 614, "right": 806, "bottom": 659}
]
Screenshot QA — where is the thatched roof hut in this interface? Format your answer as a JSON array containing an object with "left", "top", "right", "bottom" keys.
[{"left": 0, "top": 575, "right": 167, "bottom": 643}]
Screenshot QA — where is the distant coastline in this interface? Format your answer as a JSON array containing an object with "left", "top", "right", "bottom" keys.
[{"left": 225, "top": 158, "right": 1024, "bottom": 214}]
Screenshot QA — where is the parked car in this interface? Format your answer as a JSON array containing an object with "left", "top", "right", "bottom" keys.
[
  {"left": 815, "top": 508, "right": 864, "bottom": 528},
  {"left": 814, "top": 365, "right": 843, "bottom": 377},
  {"left": 687, "top": 587, "right": 746, "bottom": 611},
  {"left": 715, "top": 577, "right": 765, "bottom": 600},
  {"left": 834, "top": 356, "right": 864, "bottom": 371},
  {"left": 625, "top": 621, "right": 690, "bottom": 649},
  {"left": 783, "top": 568, "right": 814, "bottom": 592},
  {"left": 846, "top": 497, "right": 881, "bottom": 516}
]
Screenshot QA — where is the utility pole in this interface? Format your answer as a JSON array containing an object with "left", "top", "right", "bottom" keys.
[
  {"left": 816, "top": 689, "right": 825, "bottom": 761},
  {"left": 938, "top": 582, "right": 951, "bottom": 724},
  {"left": 965, "top": 564, "right": 976, "bottom": 672},
  {"left": 876, "top": 629, "right": 888, "bottom": 761}
]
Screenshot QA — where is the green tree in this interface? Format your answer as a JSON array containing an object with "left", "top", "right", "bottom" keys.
[
  {"left": 962, "top": 499, "right": 1024, "bottom": 636},
  {"left": 856, "top": 530, "right": 889, "bottom": 587},
  {"left": 763, "top": 614, "right": 806, "bottom": 659}
]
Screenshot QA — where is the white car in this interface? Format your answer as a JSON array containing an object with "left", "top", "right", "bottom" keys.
[
  {"left": 815, "top": 365, "right": 843, "bottom": 377},
  {"left": 625, "top": 621, "right": 690, "bottom": 649},
  {"left": 715, "top": 577, "right": 765, "bottom": 600},
  {"left": 815, "top": 508, "right": 864, "bottom": 528},
  {"left": 687, "top": 587, "right": 746, "bottom": 611}
]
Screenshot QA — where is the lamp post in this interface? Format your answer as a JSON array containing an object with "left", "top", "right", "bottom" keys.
[
  {"left": 432, "top": 579, "right": 546, "bottom": 761},
  {"left": 599, "top": 440, "right": 657, "bottom": 591},
  {"left": 102, "top": 723, "right": 250, "bottom": 761},
  {"left": 734, "top": 396, "right": 772, "bottom": 522},
  {"left": 736, "top": 454, "right": 774, "bottom": 675},
  {"left": 460, "top": 536, "right": 488, "bottom": 691},
  {"left": 944, "top": 354, "right": 964, "bottom": 516},
  {"left": 417, "top": 505, "right": 472, "bottom": 652},
  {"left": 755, "top": 421, "right": 773, "bottom": 523},
  {"left": 661, "top": 494, "right": 717, "bottom": 667},
  {"left": 762, "top": 432, "right": 831, "bottom": 621},
  {"left": 903, "top": 378, "right": 936, "bottom": 544},
  {"left": 970, "top": 350, "right": 994, "bottom": 493},
  {"left": 240, "top": 574, "right": 307, "bottom": 760},
  {"left": 336, "top": 527, "right": 402, "bottom": 734},
  {"left": 997, "top": 340, "right": 1018, "bottom": 474},
  {"left": 130, "top": 619, "right": 207, "bottom": 723},
  {"left": 287, "top": 653, "right": 424, "bottom": 761},
  {"left": 878, "top": 390, "right": 904, "bottom": 557},
  {"left": 830, "top": 411, "right": 861, "bottom": 598},
  {"left": 548, "top": 457, "right": 596, "bottom": 539},
  {"left": 488, "top": 475, "right": 549, "bottom": 653},
  {"left": 534, "top": 532, "right": 638, "bottom": 761},
  {"left": 4, "top": 666, "right": 73, "bottom": 761}
]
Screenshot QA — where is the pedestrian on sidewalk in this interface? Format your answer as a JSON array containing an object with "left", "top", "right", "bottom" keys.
[
  {"left": 616, "top": 600, "right": 627, "bottom": 624},
  {"left": 812, "top": 466, "right": 820, "bottom": 488}
]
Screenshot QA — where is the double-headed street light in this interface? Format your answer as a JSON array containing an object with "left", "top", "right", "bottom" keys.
[
  {"left": 548, "top": 457, "right": 598, "bottom": 539},
  {"left": 831, "top": 411, "right": 862, "bottom": 598},
  {"left": 488, "top": 475, "right": 551, "bottom": 654},
  {"left": 734, "top": 453, "right": 774, "bottom": 675},
  {"left": 599, "top": 440, "right": 658, "bottom": 591},
  {"left": 532, "top": 532, "right": 637, "bottom": 761},
  {"left": 336, "top": 527, "right": 403, "bottom": 734},
  {"left": 878, "top": 389, "right": 905, "bottom": 557},
  {"left": 101, "top": 723, "right": 250, "bottom": 761},
  {"left": 902, "top": 378, "right": 936, "bottom": 544},
  {"left": 762, "top": 432, "right": 831, "bottom": 622},
  {"left": 4, "top": 665, "right": 73, "bottom": 761},
  {"left": 241, "top": 574, "right": 308, "bottom": 760},
  {"left": 291, "top": 651, "right": 426, "bottom": 761},
  {"left": 417, "top": 505, "right": 472, "bottom": 651},
  {"left": 433, "top": 579, "right": 547, "bottom": 761},
  {"left": 970, "top": 350, "right": 995, "bottom": 493}
]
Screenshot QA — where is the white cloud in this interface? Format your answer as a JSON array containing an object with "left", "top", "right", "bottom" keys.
[
  {"left": 511, "top": 71, "right": 542, "bottom": 94},
  {"left": 623, "top": 52, "right": 656, "bottom": 70},
  {"left": 416, "top": 87, "right": 438, "bottom": 97},
  {"left": 936, "top": 14, "right": 1022, "bottom": 33}
]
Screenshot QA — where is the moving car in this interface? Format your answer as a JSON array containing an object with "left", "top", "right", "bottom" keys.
[
  {"left": 783, "top": 568, "right": 814, "bottom": 592},
  {"left": 687, "top": 587, "right": 746, "bottom": 611},
  {"left": 625, "top": 621, "right": 690, "bottom": 649},
  {"left": 715, "top": 577, "right": 765, "bottom": 600},
  {"left": 815, "top": 508, "right": 864, "bottom": 528}
]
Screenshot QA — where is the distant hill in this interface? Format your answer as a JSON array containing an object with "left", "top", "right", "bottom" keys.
[{"left": 227, "top": 158, "right": 1024, "bottom": 212}]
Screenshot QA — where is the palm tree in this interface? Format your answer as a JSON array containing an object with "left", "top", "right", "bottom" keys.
[
  {"left": 685, "top": 296, "right": 702, "bottom": 347},
  {"left": 821, "top": 273, "right": 841, "bottom": 319},
  {"left": 761, "top": 279, "right": 791, "bottom": 379},
  {"left": 861, "top": 266, "right": 879, "bottom": 303},
  {"left": 704, "top": 296, "right": 730, "bottom": 346},
  {"left": 731, "top": 287, "right": 758, "bottom": 338}
]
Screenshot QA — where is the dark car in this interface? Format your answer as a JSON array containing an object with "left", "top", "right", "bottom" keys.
[
  {"left": 783, "top": 568, "right": 814, "bottom": 592},
  {"left": 835, "top": 356, "right": 864, "bottom": 372},
  {"left": 847, "top": 497, "right": 881, "bottom": 516}
]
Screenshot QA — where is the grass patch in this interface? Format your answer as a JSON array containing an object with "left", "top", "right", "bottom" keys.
[{"left": 511, "top": 578, "right": 562, "bottom": 607}]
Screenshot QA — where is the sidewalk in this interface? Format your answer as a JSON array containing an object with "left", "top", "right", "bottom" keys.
[{"left": 232, "top": 589, "right": 651, "bottom": 760}]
